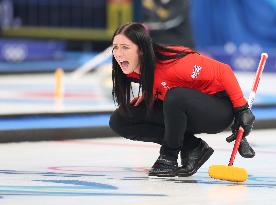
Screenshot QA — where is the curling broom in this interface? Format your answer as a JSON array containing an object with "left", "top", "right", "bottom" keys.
[{"left": 208, "top": 52, "right": 268, "bottom": 182}]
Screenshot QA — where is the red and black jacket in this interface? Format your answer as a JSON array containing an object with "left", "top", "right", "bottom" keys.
[{"left": 127, "top": 47, "right": 247, "bottom": 108}]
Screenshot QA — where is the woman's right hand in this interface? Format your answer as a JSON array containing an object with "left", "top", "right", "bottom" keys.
[{"left": 130, "top": 95, "right": 144, "bottom": 106}]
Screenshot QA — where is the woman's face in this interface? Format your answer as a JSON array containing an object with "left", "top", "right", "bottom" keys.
[{"left": 112, "top": 34, "right": 140, "bottom": 74}]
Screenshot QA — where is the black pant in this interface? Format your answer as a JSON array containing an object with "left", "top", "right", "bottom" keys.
[{"left": 109, "top": 88, "right": 234, "bottom": 157}]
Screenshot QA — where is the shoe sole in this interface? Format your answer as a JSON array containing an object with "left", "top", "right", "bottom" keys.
[
  {"left": 148, "top": 174, "right": 177, "bottom": 178},
  {"left": 177, "top": 147, "right": 214, "bottom": 177},
  {"left": 148, "top": 171, "right": 177, "bottom": 177}
]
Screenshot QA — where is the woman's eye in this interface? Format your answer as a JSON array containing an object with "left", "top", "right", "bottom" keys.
[{"left": 112, "top": 47, "right": 118, "bottom": 53}]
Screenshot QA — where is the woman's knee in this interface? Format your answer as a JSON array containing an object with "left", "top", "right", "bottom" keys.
[
  {"left": 110, "top": 109, "right": 137, "bottom": 139},
  {"left": 109, "top": 109, "right": 124, "bottom": 134}
]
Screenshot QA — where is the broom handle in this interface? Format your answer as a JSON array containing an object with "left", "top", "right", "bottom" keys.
[
  {"left": 228, "top": 127, "right": 244, "bottom": 166},
  {"left": 228, "top": 53, "right": 268, "bottom": 166}
]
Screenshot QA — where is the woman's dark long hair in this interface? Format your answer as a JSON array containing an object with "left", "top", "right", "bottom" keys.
[{"left": 111, "top": 22, "right": 195, "bottom": 112}]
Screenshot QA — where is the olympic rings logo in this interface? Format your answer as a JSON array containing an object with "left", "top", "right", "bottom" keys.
[{"left": 1, "top": 44, "right": 28, "bottom": 62}]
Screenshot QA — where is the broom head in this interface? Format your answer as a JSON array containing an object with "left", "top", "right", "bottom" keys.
[{"left": 208, "top": 164, "right": 248, "bottom": 182}]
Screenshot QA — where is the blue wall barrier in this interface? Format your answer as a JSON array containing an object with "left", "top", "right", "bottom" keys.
[{"left": 0, "top": 39, "right": 65, "bottom": 62}]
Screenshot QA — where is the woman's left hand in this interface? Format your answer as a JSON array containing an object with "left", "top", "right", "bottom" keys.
[
  {"left": 130, "top": 95, "right": 144, "bottom": 106},
  {"left": 226, "top": 104, "right": 255, "bottom": 142}
]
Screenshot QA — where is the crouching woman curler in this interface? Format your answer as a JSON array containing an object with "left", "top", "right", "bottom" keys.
[{"left": 109, "top": 22, "right": 255, "bottom": 177}]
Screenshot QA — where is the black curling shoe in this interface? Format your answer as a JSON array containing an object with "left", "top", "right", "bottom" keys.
[
  {"left": 177, "top": 139, "right": 214, "bottom": 177},
  {"left": 238, "top": 137, "right": 255, "bottom": 158},
  {"left": 148, "top": 155, "right": 178, "bottom": 177}
]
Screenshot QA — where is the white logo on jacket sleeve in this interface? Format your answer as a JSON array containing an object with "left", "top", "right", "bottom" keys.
[
  {"left": 161, "top": 81, "right": 170, "bottom": 90},
  {"left": 191, "top": 65, "right": 202, "bottom": 79}
]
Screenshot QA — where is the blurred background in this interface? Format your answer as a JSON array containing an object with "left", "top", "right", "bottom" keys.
[{"left": 0, "top": 0, "right": 275, "bottom": 142}]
